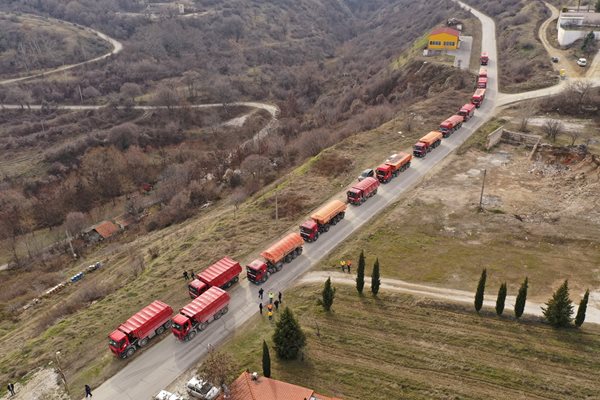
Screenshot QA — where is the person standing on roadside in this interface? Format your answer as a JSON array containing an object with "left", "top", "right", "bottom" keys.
[
  {"left": 340, "top": 260, "right": 346, "bottom": 272},
  {"left": 190, "top": 270, "right": 195, "bottom": 280},
  {"left": 346, "top": 260, "right": 352, "bottom": 274},
  {"left": 278, "top": 291, "right": 282, "bottom": 303},
  {"left": 85, "top": 384, "right": 93, "bottom": 398},
  {"left": 274, "top": 299, "right": 280, "bottom": 311},
  {"left": 268, "top": 291, "right": 274, "bottom": 304},
  {"left": 268, "top": 310, "right": 273, "bottom": 321},
  {"left": 258, "top": 288, "right": 264, "bottom": 299},
  {"left": 259, "top": 302, "right": 263, "bottom": 315},
  {"left": 7, "top": 383, "right": 15, "bottom": 396},
  {"left": 183, "top": 271, "right": 189, "bottom": 280}
]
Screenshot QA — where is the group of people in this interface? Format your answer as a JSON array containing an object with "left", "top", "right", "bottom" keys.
[
  {"left": 258, "top": 289, "right": 282, "bottom": 321},
  {"left": 4, "top": 382, "right": 92, "bottom": 398},
  {"left": 340, "top": 259, "right": 353, "bottom": 273},
  {"left": 182, "top": 270, "right": 195, "bottom": 281}
]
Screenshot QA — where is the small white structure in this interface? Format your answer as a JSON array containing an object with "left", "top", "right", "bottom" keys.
[{"left": 557, "top": 10, "right": 600, "bottom": 46}]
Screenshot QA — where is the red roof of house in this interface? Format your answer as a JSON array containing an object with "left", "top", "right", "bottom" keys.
[
  {"left": 430, "top": 27, "right": 460, "bottom": 38},
  {"left": 219, "top": 372, "right": 343, "bottom": 400},
  {"left": 93, "top": 221, "right": 120, "bottom": 239}
]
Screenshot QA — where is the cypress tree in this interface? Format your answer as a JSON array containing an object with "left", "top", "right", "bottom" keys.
[
  {"left": 272, "top": 307, "right": 306, "bottom": 360},
  {"left": 356, "top": 250, "right": 365, "bottom": 294},
  {"left": 371, "top": 258, "right": 381, "bottom": 296},
  {"left": 575, "top": 289, "right": 590, "bottom": 327},
  {"left": 321, "top": 277, "right": 336, "bottom": 311},
  {"left": 542, "top": 280, "right": 574, "bottom": 328},
  {"left": 514, "top": 277, "right": 528, "bottom": 319},
  {"left": 496, "top": 282, "right": 507, "bottom": 316},
  {"left": 262, "top": 340, "right": 271, "bottom": 378},
  {"left": 474, "top": 268, "right": 487, "bottom": 313}
]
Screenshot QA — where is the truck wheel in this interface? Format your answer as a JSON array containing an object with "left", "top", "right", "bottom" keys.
[
  {"left": 163, "top": 320, "right": 172, "bottom": 329},
  {"left": 324, "top": 224, "right": 330, "bottom": 231},
  {"left": 199, "top": 322, "right": 209, "bottom": 331},
  {"left": 156, "top": 326, "right": 165, "bottom": 335},
  {"left": 232, "top": 276, "right": 239, "bottom": 284},
  {"left": 187, "top": 330, "right": 197, "bottom": 341},
  {"left": 315, "top": 232, "right": 319, "bottom": 240},
  {"left": 406, "top": 162, "right": 411, "bottom": 169},
  {"left": 340, "top": 212, "right": 345, "bottom": 220},
  {"left": 296, "top": 247, "right": 303, "bottom": 256},
  {"left": 285, "top": 254, "right": 293, "bottom": 263},
  {"left": 262, "top": 272, "right": 269, "bottom": 283},
  {"left": 221, "top": 306, "right": 229, "bottom": 315},
  {"left": 139, "top": 338, "right": 149, "bottom": 347},
  {"left": 126, "top": 347, "right": 135, "bottom": 358},
  {"left": 373, "top": 189, "right": 378, "bottom": 195},
  {"left": 214, "top": 310, "right": 222, "bottom": 320}
]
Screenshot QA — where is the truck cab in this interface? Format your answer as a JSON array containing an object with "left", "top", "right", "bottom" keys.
[
  {"left": 458, "top": 103, "right": 476, "bottom": 121},
  {"left": 188, "top": 279, "right": 209, "bottom": 299},
  {"left": 246, "top": 259, "right": 269, "bottom": 284},
  {"left": 477, "top": 77, "right": 488, "bottom": 88},
  {"left": 171, "top": 314, "right": 192, "bottom": 341},
  {"left": 300, "top": 220, "right": 319, "bottom": 242},
  {"left": 413, "top": 141, "right": 427, "bottom": 157},
  {"left": 346, "top": 188, "right": 362, "bottom": 204},
  {"left": 108, "top": 330, "right": 130, "bottom": 358},
  {"left": 480, "top": 52, "right": 489, "bottom": 65},
  {"left": 375, "top": 164, "right": 392, "bottom": 183}
]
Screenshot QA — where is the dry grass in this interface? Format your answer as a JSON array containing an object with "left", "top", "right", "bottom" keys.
[{"left": 222, "top": 284, "right": 600, "bottom": 400}]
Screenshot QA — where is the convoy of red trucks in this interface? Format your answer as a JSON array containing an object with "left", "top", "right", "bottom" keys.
[
  {"left": 171, "top": 287, "right": 230, "bottom": 341},
  {"left": 108, "top": 54, "right": 495, "bottom": 359},
  {"left": 471, "top": 88, "right": 486, "bottom": 108},
  {"left": 375, "top": 152, "right": 412, "bottom": 183},
  {"left": 300, "top": 200, "right": 347, "bottom": 242},
  {"left": 480, "top": 52, "right": 489, "bottom": 65},
  {"left": 413, "top": 130, "right": 443, "bottom": 158},
  {"left": 439, "top": 115, "right": 463, "bottom": 138},
  {"left": 108, "top": 300, "right": 173, "bottom": 358},
  {"left": 246, "top": 233, "right": 304, "bottom": 283},
  {"left": 458, "top": 103, "right": 476, "bottom": 122},
  {"left": 347, "top": 176, "right": 379, "bottom": 205},
  {"left": 188, "top": 257, "right": 242, "bottom": 299}
]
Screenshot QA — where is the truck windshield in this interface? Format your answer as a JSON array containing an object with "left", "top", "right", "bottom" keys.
[
  {"left": 246, "top": 267, "right": 257, "bottom": 276},
  {"left": 109, "top": 338, "right": 124, "bottom": 348},
  {"left": 347, "top": 191, "right": 357, "bottom": 198},
  {"left": 300, "top": 226, "right": 313, "bottom": 234},
  {"left": 188, "top": 285, "right": 199, "bottom": 296},
  {"left": 172, "top": 322, "right": 182, "bottom": 331},
  {"left": 376, "top": 170, "right": 385, "bottom": 176}
]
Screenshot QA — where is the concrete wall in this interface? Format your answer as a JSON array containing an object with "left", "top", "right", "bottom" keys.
[
  {"left": 485, "top": 127, "right": 503, "bottom": 150},
  {"left": 486, "top": 128, "right": 541, "bottom": 150},
  {"left": 557, "top": 25, "right": 600, "bottom": 46}
]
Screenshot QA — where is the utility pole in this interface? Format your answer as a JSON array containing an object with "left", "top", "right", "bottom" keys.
[
  {"left": 55, "top": 351, "right": 70, "bottom": 397},
  {"left": 478, "top": 169, "right": 487, "bottom": 211},
  {"left": 275, "top": 193, "right": 278, "bottom": 221},
  {"left": 78, "top": 84, "right": 84, "bottom": 104}
]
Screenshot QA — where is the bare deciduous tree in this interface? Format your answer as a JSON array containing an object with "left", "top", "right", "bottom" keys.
[
  {"left": 196, "top": 348, "right": 239, "bottom": 387},
  {"left": 65, "top": 212, "right": 88, "bottom": 237},
  {"left": 542, "top": 119, "right": 564, "bottom": 142}
]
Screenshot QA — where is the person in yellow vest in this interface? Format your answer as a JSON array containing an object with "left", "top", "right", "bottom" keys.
[
  {"left": 340, "top": 260, "right": 346, "bottom": 272},
  {"left": 268, "top": 310, "right": 273, "bottom": 321}
]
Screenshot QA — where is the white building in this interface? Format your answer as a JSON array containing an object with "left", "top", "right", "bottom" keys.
[{"left": 557, "top": 9, "right": 600, "bottom": 46}]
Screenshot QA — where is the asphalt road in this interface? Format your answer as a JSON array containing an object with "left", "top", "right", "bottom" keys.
[{"left": 91, "top": 4, "right": 499, "bottom": 399}]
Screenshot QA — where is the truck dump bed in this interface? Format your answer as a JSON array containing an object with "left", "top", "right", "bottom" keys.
[
  {"left": 180, "top": 287, "right": 230, "bottom": 322},
  {"left": 419, "top": 131, "right": 443, "bottom": 145},
  {"left": 386, "top": 152, "right": 411, "bottom": 168},
  {"left": 197, "top": 257, "right": 242, "bottom": 287},
  {"left": 261, "top": 233, "right": 304, "bottom": 264},
  {"left": 118, "top": 300, "right": 173, "bottom": 339},
  {"left": 311, "top": 200, "right": 347, "bottom": 225},
  {"left": 352, "top": 176, "right": 378, "bottom": 192}
]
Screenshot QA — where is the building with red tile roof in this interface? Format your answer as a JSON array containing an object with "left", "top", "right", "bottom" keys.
[
  {"left": 93, "top": 220, "right": 120, "bottom": 239},
  {"left": 219, "top": 371, "right": 342, "bottom": 400}
]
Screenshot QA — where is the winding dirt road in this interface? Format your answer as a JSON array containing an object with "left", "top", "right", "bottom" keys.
[{"left": 0, "top": 14, "right": 123, "bottom": 86}]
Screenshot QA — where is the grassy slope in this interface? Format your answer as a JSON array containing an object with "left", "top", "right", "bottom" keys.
[{"left": 223, "top": 284, "right": 600, "bottom": 400}]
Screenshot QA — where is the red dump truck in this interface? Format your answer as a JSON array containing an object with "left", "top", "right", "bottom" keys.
[
  {"left": 477, "top": 77, "right": 488, "bottom": 88},
  {"left": 439, "top": 115, "right": 464, "bottom": 138},
  {"left": 375, "top": 152, "right": 412, "bottom": 183},
  {"left": 246, "top": 233, "right": 304, "bottom": 284},
  {"left": 413, "top": 131, "right": 443, "bottom": 158},
  {"left": 188, "top": 257, "right": 242, "bottom": 299},
  {"left": 347, "top": 176, "right": 379, "bottom": 205},
  {"left": 480, "top": 52, "right": 489, "bottom": 65},
  {"left": 108, "top": 300, "right": 173, "bottom": 358},
  {"left": 471, "top": 89, "right": 486, "bottom": 108},
  {"left": 458, "top": 103, "right": 476, "bottom": 122},
  {"left": 300, "top": 200, "right": 347, "bottom": 242},
  {"left": 172, "top": 287, "right": 230, "bottom": 341},
  {"left": 478, "top": 67, "right": 488, "bottom": 78}
]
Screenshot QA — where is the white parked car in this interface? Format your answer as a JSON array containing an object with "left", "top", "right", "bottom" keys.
[
  {"left": 576, "top": 58, "right": 587, "bottom": 67},
  {"left": 155, "top": 390, "right": 184, "bottom": 400},
  {"left": 186, "top": 376, "right": 220, "bottom": 400}
]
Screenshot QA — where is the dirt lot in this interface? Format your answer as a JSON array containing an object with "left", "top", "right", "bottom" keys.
[
  {"left": 213, "top": 284, "right": 600, "bottom": 400},
  {"left": 321, "top": 133, "right": 600, "bottom": 303}
]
